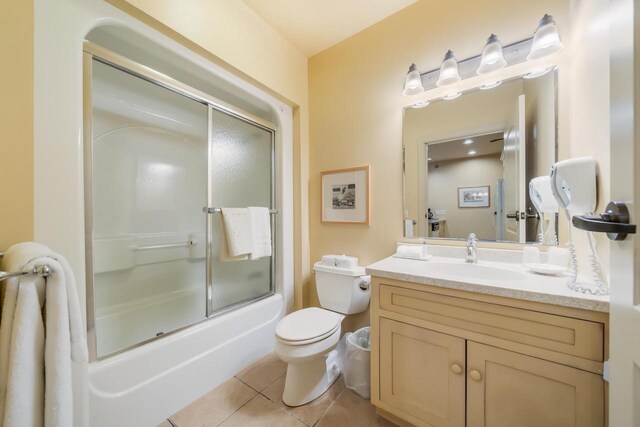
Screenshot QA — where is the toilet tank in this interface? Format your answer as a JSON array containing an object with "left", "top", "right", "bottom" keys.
[{"left": 313, "top": 255, "right": 371, "bottom": 315}]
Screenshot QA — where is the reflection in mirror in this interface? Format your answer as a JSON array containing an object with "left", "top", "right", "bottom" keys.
[{"left": 403, "top": 71, "right": 558, "bottom": 244}]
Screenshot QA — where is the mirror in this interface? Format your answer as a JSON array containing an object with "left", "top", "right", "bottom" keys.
[{"left": 403, "top": 71, "right": 558, "bottom": 244}]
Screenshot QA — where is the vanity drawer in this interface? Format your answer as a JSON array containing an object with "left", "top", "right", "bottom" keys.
[{"left": 379, "top": 284, "right": 604, "bottom": 362}]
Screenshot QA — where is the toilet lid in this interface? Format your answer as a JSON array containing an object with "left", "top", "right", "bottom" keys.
[{"left": 276, "top": 307, "right": 343, "bottom": 344}]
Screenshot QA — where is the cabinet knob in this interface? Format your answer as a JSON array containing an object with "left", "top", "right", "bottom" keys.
[
  {"left": 470, "top": 370, "right": 483, "bottom": 381},
  {"left": 450, "top": 363, "right": 463, "bottom": 375}
]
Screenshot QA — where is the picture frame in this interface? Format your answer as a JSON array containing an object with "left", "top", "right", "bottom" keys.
[
  {"left": 321, "top": 165, "right": 370, "bottom": 224},
  {"left": 458, "top": 185, "right": 490, "bottom": 208}
]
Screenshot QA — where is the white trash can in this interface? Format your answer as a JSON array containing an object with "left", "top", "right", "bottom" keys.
[{"left": 338, "top": 327, "right": 371, "bottom": 399}]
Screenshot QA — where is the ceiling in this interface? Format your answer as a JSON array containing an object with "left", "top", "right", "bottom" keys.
[
  {"left": 241, "top": 0, "right": 419, "bottom": 56},
  {"left": 428, "top": 132, "right": 504, "bottom": 163}
]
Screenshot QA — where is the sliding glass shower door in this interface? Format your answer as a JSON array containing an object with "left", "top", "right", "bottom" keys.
[
  {"left": 89, "top": 59, "right": 209, "bottom": 358},
  {"left": 85, "top": 47, "right": 276, "bottom": 360},
  {"left": 207, "top": 108, "right": 275, "bottom": 312}
]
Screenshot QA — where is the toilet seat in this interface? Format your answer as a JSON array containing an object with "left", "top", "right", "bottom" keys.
[{"left": 276, "top": 308, "right": 343, "bottom": 346}]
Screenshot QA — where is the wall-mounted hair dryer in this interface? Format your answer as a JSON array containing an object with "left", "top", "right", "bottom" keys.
[
  {"left": 550, "top": 157, "right": 597, "bottom": 214},
  {"left": 549, "top": 157, "right": 607, "bottom": 295},
  {"left": 529, "top": 176, "right": 558, "bottom": 244}
]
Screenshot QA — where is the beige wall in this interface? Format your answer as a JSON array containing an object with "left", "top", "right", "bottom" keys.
[
  {"left": 108, "top": 0, "right": 312, "bottom": 309},
  {"left": 0, "top": 0, "right": 34, "bottom": 250},
  {"left": 565, "top": 0, "right": 611, "bottom": 275},
  {"left": 428, "top": 154, "right": 503, "bottom": 240},
  {"left": 308, "top": 0, "right": 571, "bottom": 309}
]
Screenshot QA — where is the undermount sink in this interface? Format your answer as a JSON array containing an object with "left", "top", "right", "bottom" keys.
[{"left": 424, "top": 262, "right": 527, "bottom": 282}]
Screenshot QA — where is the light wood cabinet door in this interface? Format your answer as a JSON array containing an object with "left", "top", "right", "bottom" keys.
[
  {"left": 379, "top": 318, "right": 465, "bottom": 427},
  {"left": 466, "top": 342, "right": 604, "bottom": 427}
]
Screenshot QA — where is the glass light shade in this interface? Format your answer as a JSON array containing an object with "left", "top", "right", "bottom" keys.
[
  {"left": 402, "top": 63, "right": 424, "bottom": 96},
  {"left": 527, "top": 14, "right": 564, "bottom": 60},
  {"left": 477, "top": 34, "right": 507, "bottom": 74},
  {"left": 479, "top": 80, "right": 502, "bottom": 90},
  {"left": 436, "top": 50, "right": 461, "bottom": 86},
  {"left": 442, "top": 91, "right": 462, "bottom": 101},
  {"left": 524, "top": 67, "right": 552, "bottom": 79},
  {"left": 411, "top": 100, "right": 430, "bottom": 108}
]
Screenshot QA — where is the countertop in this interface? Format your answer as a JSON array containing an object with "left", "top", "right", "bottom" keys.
[{"left": 366, "top": 255, "right": 609, "bottom": 313}]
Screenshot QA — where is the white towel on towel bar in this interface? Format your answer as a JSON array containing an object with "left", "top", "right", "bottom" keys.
[
  {"left": 0, "top": 242, "right": 88, "bottom": 427},
  {"left": 248, "top": 207, "right": 272, "bottom": 260},
  {"left": 219, "top": 217, "right": 249, "bottom": 262},
  {"left": 221, "top": 208, "right": 254, "bottom": 257}
]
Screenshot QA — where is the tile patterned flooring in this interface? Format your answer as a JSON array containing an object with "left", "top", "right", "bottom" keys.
[{"left": 159, "top": 352, "right": 396, "bottom": 427}]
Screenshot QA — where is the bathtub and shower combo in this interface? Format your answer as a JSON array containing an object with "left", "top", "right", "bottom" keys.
[{"left": 79, "top": 27, "right": 291, "bottom": 426}]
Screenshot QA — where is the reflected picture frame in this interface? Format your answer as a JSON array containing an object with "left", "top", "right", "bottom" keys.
[
  {"left": 458, "top": 185, "right": 490, "bottom": 208},
  {"left": 321, "top": 165, "right": 370, "bottom": 224}
]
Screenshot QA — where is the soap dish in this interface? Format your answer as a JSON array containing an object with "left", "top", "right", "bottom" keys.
[
  {"left": 393, "top": 254, "right": 433, "bottom": 261},
  {"left": 523, "top": 262, "right": 567, "bottom": 276}
]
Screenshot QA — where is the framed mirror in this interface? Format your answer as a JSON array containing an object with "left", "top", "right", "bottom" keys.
[{"left": 403, "top": 70, "right": 558, "bottom": 244}]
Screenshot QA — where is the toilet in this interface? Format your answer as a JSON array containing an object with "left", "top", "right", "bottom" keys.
[{"left": 275, "top": 255, "right": 371, "bottom": 407}]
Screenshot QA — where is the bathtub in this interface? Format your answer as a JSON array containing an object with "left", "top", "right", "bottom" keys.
[{"left": 88, "top": 293, "right": 284, "bottom": 426}]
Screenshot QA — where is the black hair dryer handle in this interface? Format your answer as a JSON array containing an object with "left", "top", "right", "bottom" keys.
[{"left": 572, "top": 201, "right": 636, "bottom": 241}]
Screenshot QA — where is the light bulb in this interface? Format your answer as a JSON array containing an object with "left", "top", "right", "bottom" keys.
[
  {"left": 527, "top": 14, "right": 564, "bottom": 60},
  {"left": 477, "top": 34, "right": 507, "bottom": 74},
  {"left": 402, "top": 63, "right": 424, "bottom": 96},
  {"left": 436, "top": 50, "right": 461, "bottom": 86}
]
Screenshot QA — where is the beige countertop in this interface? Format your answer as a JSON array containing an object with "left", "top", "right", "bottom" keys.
[{"left": 366, "top": 255, "right": 609, "bottom": 313}]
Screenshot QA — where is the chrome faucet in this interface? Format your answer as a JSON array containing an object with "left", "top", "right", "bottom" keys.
[{"left": 466, "top": 233, "right": 478, "bottom": 264}]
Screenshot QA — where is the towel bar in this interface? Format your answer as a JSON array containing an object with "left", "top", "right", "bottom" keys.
[
  {"left": 203, "top": 207, "right": 278, "bottom": 214},
  {"left": 134, "top": 240, "right": 196, "bottom": 251},
  {"left": 0, "top": 251, "right": 53, "bottom": 282}
]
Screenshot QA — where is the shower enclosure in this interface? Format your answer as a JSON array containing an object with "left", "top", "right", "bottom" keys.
[{"left": 84, "top": 42, "right": 276, "bottom": 360}]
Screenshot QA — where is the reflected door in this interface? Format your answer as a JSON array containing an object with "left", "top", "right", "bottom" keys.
[
  {"left": 207, "top": 107, "right": 275, "bottom": 312},
  {"left": 502, "top": 95, "right": 527, "bottom": 243}
]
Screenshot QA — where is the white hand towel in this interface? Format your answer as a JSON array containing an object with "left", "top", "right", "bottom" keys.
[
  {"left": 221, "top": 208, "right": 254, "bottom": 257},
  {"left": 395, "top": 244, "right": 428, "bottom": 259},
  {"left": 248, "top": 207, "right": 272, "bottom": 260},
  {"left": 219, "top": 217, "right": 249, "bottom": 262},
  {"left": 0, "top": 242, "right": 88, "bottom": 427}
]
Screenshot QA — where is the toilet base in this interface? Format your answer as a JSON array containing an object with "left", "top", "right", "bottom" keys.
[{"left": 282, "top": 350, "right": 341, "bottom": 407}]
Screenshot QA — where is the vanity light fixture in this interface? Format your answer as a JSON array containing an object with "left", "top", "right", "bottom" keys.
[
  {"left": 436, "top": 50, "right": 461, "bottom": 87},
  {"left": 527, "top": 14, "right": 564, "bottom": 60},
  {"left": 523, "top": 66, "right": 553, "bottom": 79},
  {"left": 479, "top": 80, "right": 502, "bottom": 90},
  {"left": 477, "top": 34, "right": 507, "bottom": 74},
  {"left": 401, "top": 13, "right": 562, "bottom": 96},
  {"left": 402, "top": 63, "right": 424, "bottom": 96},
  {"left": 463, "top": 139, "right": 474, "bottom": 145},
  {"left": 442, "top": 91, "right": 462, "bottom": 101},
  {"left": 411, "top": 100, "right": 430, "bottom": 108},
  {"left": 468, "top": 150, "right": 477, "bottom": 155}
]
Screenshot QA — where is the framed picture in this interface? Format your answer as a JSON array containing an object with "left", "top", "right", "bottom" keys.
[
  {"left": 321, "top": 166, "right": 370, "bottom": 224},
  {"left": 458, "top": 185, "right": 490, "bottom": 208}
]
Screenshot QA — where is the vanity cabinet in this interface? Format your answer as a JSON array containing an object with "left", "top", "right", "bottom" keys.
[
  {"left": 466, "top": 342, "right": 603, "bottom": 427},
  {"left": 370, "top": 277, "right": 608, "bottom": 427},
  {"left": 379, "top": 318, "right": 465, "bottom": 427}
]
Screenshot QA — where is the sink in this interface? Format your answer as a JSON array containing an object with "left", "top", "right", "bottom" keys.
[{"left": 424, "top": 262, "right": 527, "bottom": 282}]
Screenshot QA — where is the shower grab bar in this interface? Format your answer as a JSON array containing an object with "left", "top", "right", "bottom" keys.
[
  {"left": 203, "top": 207, "right": 278, "bottom": 214},
  {"left": 0, "top": 252, "right": 53, "bottom": 283},
  {"left": 134, "top": 240, "right": 196, "bottom": 251}
]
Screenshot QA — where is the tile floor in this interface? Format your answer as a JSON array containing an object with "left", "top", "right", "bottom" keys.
[{"left": 159, "top": 352, "right": 396, "bottom": 427}]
